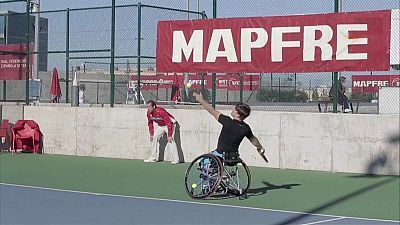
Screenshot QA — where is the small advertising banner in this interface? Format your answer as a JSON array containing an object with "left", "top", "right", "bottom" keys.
[
  {"left": 352, "top": 75, "right": 400, "bottom": 93},
  {"left": 0, "top": 43, "right": 33, "bottom": 80},
  {"left": 130, "top": 74, "right": 260, "bottom": 91}
]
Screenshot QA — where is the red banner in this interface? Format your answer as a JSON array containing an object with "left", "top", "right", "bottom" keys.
[
  {"left": 352, "top": 75, "right": 400, "bottom": 93},
  {"left": 0, "top": 44, "right": 33, "bottom": 80},
  {"left": 157, "top": 10, "right": 391, "bottom": 73},
  {"left": 131, "top": 74, "right": 260, "bottom": 91}
]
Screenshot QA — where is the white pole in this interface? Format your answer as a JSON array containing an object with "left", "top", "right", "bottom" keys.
[
  {"left": 33, "top": 0, "right": 40, "bottom": 80},
  {"left": 72, "top": 67, "right": 80, "bottom": 107}
]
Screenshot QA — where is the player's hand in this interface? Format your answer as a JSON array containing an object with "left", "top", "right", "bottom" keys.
[
  {"left": 167, "top": 136, "right": 174, "bottom": 143},
  {"left": 257, "top": 147, "right": 268, "bottom": 163},
  {"left": 150, "top": 136, "right": 154, "bottom": 142},
  {"left": 257, "top": 147, "right": 265, "bottom": 154},
  {"left": 193, "top": 92, "right": 204, "bottom": 102}
]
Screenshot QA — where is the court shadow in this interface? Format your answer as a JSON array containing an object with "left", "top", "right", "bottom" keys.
[
  {"left": 207, "top": 193, "right": 238, "bottom": 200},
  {"left": 248, "top": 181, "right": 301, "bottom": 197},
  {"left": 389, "top": 133, "right": 400, "bottom": 145},
  {"left": 207, "top": 189, "right": 251, "bottom": 200},
  {"left": 272, "top": 177, "right": 396, "bottom": 225},
  {"left": 174, "top": 122, "right": 185, "bottom": 162},
  {"left": 157, "top": 122, "right": 184, "bottom": 163},
  {"left": 348, "top": 153, "right": 390, "bottom": 178},
  {"left": 206, "top": 182, "right": 301, "bottom": 200},
  {"left": 273, "top": 132, "right": 399, "bottom": 225},
  {"left": 349, "top": 132, "right": 399, "bottom": 177},
  {"left": 158, "top": 135, "right": 167, "bottom": 160}
]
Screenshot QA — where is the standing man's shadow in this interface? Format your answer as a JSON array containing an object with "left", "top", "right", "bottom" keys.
[{"left": 158, "top": 122, "right": 185, "bottom": 162}]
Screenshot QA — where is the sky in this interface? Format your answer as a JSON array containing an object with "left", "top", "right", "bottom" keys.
[{"left": 1, "top": 0, "right": 399, "bottom": 88}]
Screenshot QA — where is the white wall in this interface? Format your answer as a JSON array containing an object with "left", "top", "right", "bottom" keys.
[{"left": 24, "top": 105, "right": 399, "bottom": 175}]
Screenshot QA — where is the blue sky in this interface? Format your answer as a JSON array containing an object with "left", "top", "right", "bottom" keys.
[{"left": 4, "top": 0, "right": 398, "bottom": 17}]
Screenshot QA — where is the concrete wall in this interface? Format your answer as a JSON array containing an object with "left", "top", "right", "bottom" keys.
[{"left": 24, "top": 105, "right": 399, "bottom": 175}]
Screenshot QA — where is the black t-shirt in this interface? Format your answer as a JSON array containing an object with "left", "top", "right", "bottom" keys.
[{"left": 216, "top": 114, "right": 254, "bottom": 154}]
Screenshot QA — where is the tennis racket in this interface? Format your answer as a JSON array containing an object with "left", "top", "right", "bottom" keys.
[{"left": 257, "top": 148, "right": 268, "bottom": 163}]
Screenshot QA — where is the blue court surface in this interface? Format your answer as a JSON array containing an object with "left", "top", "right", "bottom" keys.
[{"left": 1, "top": 183, "right": 398, "bottom": 225}]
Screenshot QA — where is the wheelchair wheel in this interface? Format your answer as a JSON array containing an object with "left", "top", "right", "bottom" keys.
[
  {"left": 184, "top": 154, "right": 223, "bottom": 199},
  {"left": 222, "top": 161, "right": 251, "bottom": 197}
]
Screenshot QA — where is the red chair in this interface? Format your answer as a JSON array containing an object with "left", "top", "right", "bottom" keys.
[{"left": 11, "top": 120, "right": 42, "bottom": 154}]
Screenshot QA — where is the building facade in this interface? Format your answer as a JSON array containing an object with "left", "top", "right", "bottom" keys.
[{"left": 0, "top": 11, "right": 48, "bottom": 71}]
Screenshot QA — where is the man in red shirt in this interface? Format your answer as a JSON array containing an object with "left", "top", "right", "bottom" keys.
[{"left": 144, "top": 100, "right": 180, "bottom": 164}]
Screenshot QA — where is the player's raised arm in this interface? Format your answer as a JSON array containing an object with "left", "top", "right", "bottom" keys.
[{"left": 193, "top": 92, "right": 221, "bottom": 120}]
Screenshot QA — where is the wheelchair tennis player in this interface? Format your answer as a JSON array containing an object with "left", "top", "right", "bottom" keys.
[{"left": 184, "top": 92, "right": 268, "bottom": 199}]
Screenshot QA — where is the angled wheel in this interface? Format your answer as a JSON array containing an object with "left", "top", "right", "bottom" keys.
[
  {"left": 184, "top": 154, "right": 223, "bottom": 199},
  {"left": 223, "top": 160, "right": 251, "bottom": 197}
]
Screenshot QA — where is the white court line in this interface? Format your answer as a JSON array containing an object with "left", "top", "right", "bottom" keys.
[
  {"left": 299, "top": 217, "right": 345, "bottom": 225},
  {"left": 1, "top": 182, "right": 399, "bottom": 224}
]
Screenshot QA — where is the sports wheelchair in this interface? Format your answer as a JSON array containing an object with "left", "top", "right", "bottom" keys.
[{"left": 184, "top": 152, "right": 251, "bottom": 199}]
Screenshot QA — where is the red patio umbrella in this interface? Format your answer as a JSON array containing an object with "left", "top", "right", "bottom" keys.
[
  {"left": 50, "top": 67, "right": 62, "bottom": 103},
  {"left": 170, "top": 73, "right": 181, "bottom": 103}
]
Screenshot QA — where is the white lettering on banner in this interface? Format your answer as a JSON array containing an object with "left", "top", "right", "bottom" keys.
[
  {"left": 206, "top": 29, "right": 237, "bottom": 62},
  {"left": 336, "top": 24, "right": 368, "bottom": 60},
  {"left": 172, "top": 24, "right": 369, "bottom": 63},
  {"left": 241, "top": 28, "right": 268, "bottom": 62},
  {"left": 229, "top": 80, "right": 240, "bottom": 86},
  {"left": 392, "top": 78, "right": 400, "bottom": 86},
  {"left": 218, "top": 79, "right": 227, "bottom": 85},
  {"left": 303, "top": 25, "right": 333, "bottom": 61},
  {"left": 188, "top": 79, "right": 207, "bottom": 85},
  {"left": 353, "top": 80, "right": 389, "bottom": 87},
  {"left": 0, "top": 58, "right": 26, "bottom": 64},
  {"left": 172, "top": 30, "right": 203, "bottom": 63},
  {"left": 271, "top": 27, "right": 301, "bottom": 62}
]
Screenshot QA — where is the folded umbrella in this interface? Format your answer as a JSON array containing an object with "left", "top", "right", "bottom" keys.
[{"left": 50, "top": 67, "right": 62, "bottom": 103}]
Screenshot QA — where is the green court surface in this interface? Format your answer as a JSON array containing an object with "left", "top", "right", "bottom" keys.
[{"left": 0, "top": 153, "right": 399, "bottom": 221}]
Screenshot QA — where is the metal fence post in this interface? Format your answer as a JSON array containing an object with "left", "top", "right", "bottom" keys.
[
  {"left": 137, "top": 2, "right": 142, "bottom": 104},
  {"left": 270, "top": 73, "right": 273, "bottom": 92},
  {"left": 2, "top": 81, "right": 6, "bottom": 101},
  {"left": 201, "top": 73, "right": 205, "bottom": 96},
  {"left": 25, "top": 0, "right": 30, "bottom": 105},
  {"left": 239, "top": 73, "right": 243, "bottom": 103},
  {"left": 33, "top": 0, "right": 40, "bottom": 80},
  {"left": 333, "top": 0, "right": 340, "bottom": 113},
  {"left": 110, "top": 0, "right": 116, "bottom": 107},
  {"left": 211, "top": 0, "right": 217, "bottom": 108},
  {"left": 201, "top": 11, "right": 206, "bottom": 97},
  {"left": 65, "top": 8, "right": 70, "bottom": 103}
]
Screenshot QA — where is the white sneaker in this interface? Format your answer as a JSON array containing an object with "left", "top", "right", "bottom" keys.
[
  {"left": 344, "top": 109, "right": 352, "bottom": 113},
  {"left": 144, "top": 158, "right": 158, "bottom": 163},
  {"left": 171, "top": 161, "right": 180, "bottom": 164}
]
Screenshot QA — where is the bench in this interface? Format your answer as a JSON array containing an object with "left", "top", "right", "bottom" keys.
[{"left": 317, "top": 100, "right": 356, "bottom": 113}]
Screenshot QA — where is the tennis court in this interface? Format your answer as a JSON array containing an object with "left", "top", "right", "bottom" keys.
[{"left": 1, "top": 153, "right": 399, "bottom": 224}]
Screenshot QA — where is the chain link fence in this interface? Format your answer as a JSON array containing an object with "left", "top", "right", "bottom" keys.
[
  {"left": 207, "top": 0, "right": 399, "bottom": 113},
  {"left": 1, "top": 0, "right": 399, "bottom": 114}
]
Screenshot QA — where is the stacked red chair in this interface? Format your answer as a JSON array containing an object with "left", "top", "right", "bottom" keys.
[{"left": 11, "top": 120, "right": 42, "bottom": 154}]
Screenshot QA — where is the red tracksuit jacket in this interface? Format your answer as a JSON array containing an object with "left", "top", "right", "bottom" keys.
[{"left": 147, "top": 107, "right": 175, "bottom": 137}]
